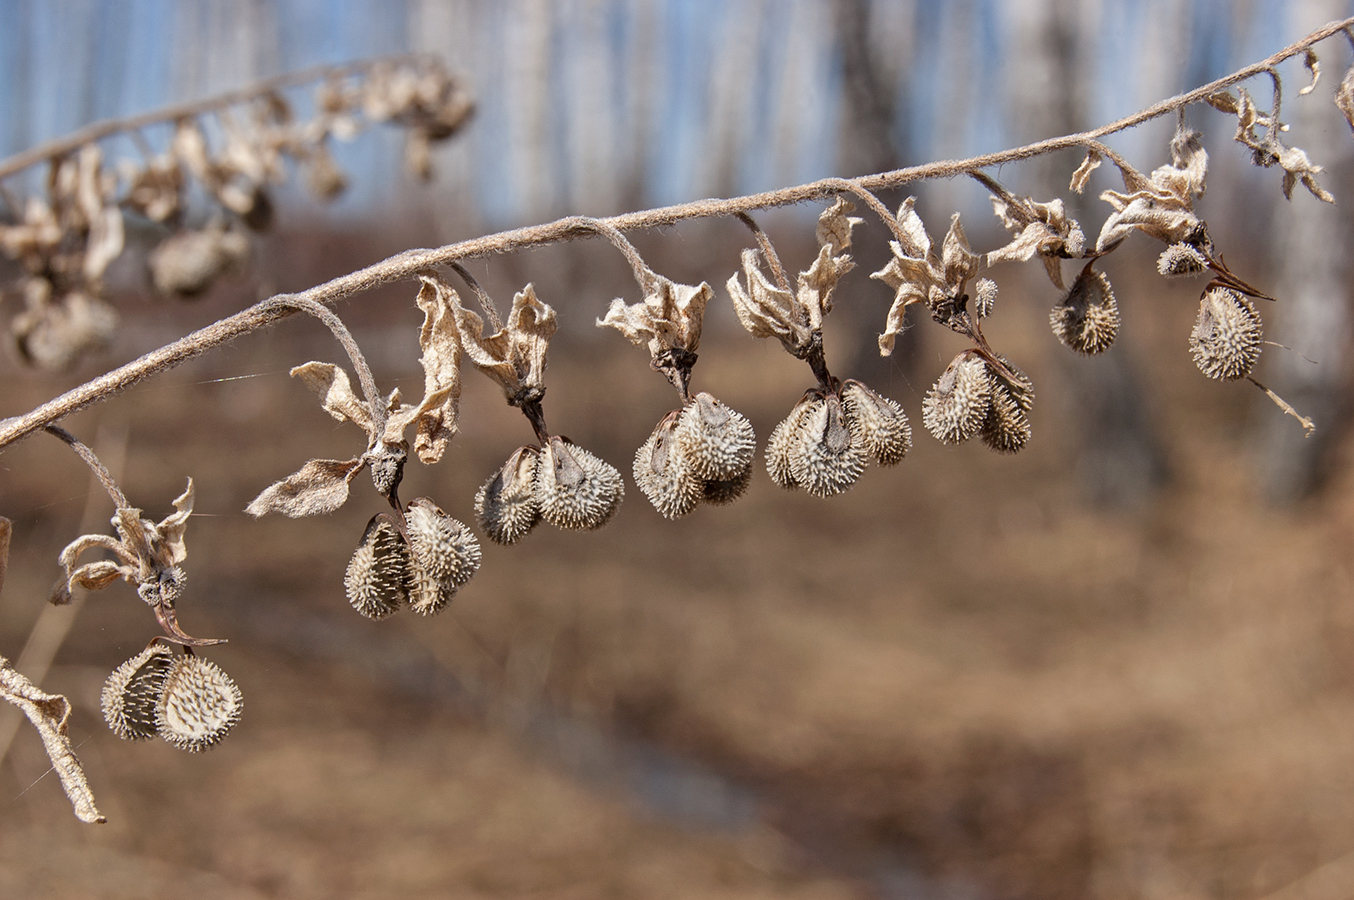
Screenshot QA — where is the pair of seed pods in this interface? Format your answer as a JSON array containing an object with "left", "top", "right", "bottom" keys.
[{"left": 102, "top": 644, "right": 243, "bottom": 752}]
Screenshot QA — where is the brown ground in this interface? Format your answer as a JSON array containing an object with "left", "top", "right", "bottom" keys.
[{"left": 2, "top": 229, "right": 1353, "bottom": 899}]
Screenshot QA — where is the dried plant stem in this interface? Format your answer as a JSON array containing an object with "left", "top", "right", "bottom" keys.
[
  {"left": 0, "top": 18, "right": 1348, "bottom": 453},
  {"left": 734, "top": 213, "right": 791, "bottom": 292},
  {"left": 0, "top": 55, "right": 423, "bottom": 182},
  {"left": 566, "top": 216, "right": 656, "bottom": 289},
  {"left": 44, "top": 425, "right": 129, "bottom": 509},
  {"left": 266, "top": 295, "right": 386, "bottom": 434},
  {"left": 446, "top": 263, "right": 503, "bottom": 331}
]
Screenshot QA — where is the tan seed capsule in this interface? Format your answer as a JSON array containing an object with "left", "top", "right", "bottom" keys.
[
  {"left": 475, "top": 446, "right": 543, "bottom": 544},
  {"left": 923, "top": 352, "right": 992, "bottom": 444},
  {"left": 634, "top": 413, "right": 703, "bottom": 519},
  {"left": 147, "top": 228, "right": 249, "bottom": 298},
  {"left": 1050, "top": 265, "right": 1119, "bottom": 355},
  {"left": 1157, "top": 242, "right": 1207, "bottom": 278},
  {"left": 156, "top": 655, "right": 243, "bottom": 752},
  {"left": 790, "top": 392, "right": 867, "bottom": 498},
  {"left": 1190, "top": 287, "right": 1262, "bottom": 380},
  {"left": 344, "top": 515, "right": 410, "bottom": 619},
  {"left": 535, "top": 437, "right": 624, "bottom": 531},
  {"left": 841, "top": 380, "right": 911, "bottom": 466},
  {"left": 676, "top": 392, "right": 756, "bottom": 482},
  {"left": 101, "top": 644, "right": 175, "bottom": 741},
  {"left": 405, "top": 498, "right": 481, "bottom": 616},
  {"left": 980, "top": 382, "right": 1032, "bottom": 454},
  {"left": 973, "top": 278, "right": 998, "bottom": 319},
  {"left": 766, "top": 393, "right": 819, "bottom": 490},
  {"left": 701, "top": 462, "right": 753, "bottom": 506}
]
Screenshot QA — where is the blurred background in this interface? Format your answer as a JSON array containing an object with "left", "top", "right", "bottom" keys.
[{"left": 3, "top": 1, "right": 1354, "bottom": 898}]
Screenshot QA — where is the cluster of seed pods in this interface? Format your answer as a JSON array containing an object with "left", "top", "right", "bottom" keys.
[
  {"left": 767, "top": 380, "right": 911, "bottom": 497},
  {"left": 634, "top": 392, "right": 756, "bottom": 518},
  {"left": 475, "top": 437, "right": 625, "bottom": 543},
  {"left": 344, "top": 497, "right": 481, "bottom": 618},
  {"left": 101, "top": 643, "right": 243, "bottom": 753},
  {"left": 922, "top": 352, "right": 1034, "bottom": 454}
]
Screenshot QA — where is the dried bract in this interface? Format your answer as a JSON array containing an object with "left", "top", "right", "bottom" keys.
[
  {"left": 156, "top": 655, "right": 243, "bottom": 752},
  {"left": 101, "top": 644, "right": 175, "bottom": 741},
  {"left": 454, "top": 283, "right": 556, "bottom": 402},
  {"left": 1189, "top": 287, "right": 1262, "bottom": 381},
  {"left": 475, "top": 446, "right": 543, "bottom": 544},
  {"left": 1097, "top": 128, "right": 1208, "bottom": 252},
  {"left": 985, "top": 190, "right": 1085, "bottom": 289},
  {"left": 597, "top": 271, "right": 712, "bottom": 359},
  {"left": 1050, "top": 264, "right": 1119, "bottom": 355},
  {"left": 872, "top": 199, "right": 979, "bottom": 352}
]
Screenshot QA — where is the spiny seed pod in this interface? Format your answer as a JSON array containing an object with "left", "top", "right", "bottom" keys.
[
  {"left": 1190, "top": 287, "right": 1262, "bottom": 381},
  {"left": 923, "top": 352, "right": 992, "bottom": 445},
  {"left": 634, "top": 413, "right": 703, "bottom": 520},
  {"left": 766, "top": 393, "right": 819, "bottom": 490},
  {"left": 156, "top": 655, "right": 243, "bottom": 752},
  {"left": 790, "top": 392, "right": 867, "bottom": 498},
  {"left": 676, "top": 392, "right": 756, "bottom": 482},
  {"left": 101, "top": 643, "right": 175, "bottom": 741},
  {"left": 980, "top": 382, "right": 1032, "bottom": 454},
  {"left": 701, "top": 463, "right": 753, "bottom": 506},
  {"left": 535, "top": 436, "right": 624, "bottom": 530},
  {"left": 1157, "top": 242, "right": 1207, "bottom": 278},
  {"left": 405, "top": 498, "right": 481, "bottom": 616},
  {"left": 344, "top": 515, "right": 410, "bottom": 619},
  {"left": 841, "top": 380, "right": 911, "bottom": 466},
  {"left": 475, "top": 446, "right": 543, "bottom": 544},
  {"left": 1050, "top": 265, "right": 1119, "bottom": 355},
  {"left": 973, "top": 278, "right": 998, "bottom": 319}
]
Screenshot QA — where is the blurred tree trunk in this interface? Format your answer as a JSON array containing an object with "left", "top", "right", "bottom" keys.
[
  {"left": 1005, "top": 0, "right": 1169, "bottom": 508},
  {"left": 1256, "top": 0, "right": 1353, "bottom": 503}
]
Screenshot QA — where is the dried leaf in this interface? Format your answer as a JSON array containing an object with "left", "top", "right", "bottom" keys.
[
  {"left": 290, "top": 362, "right": 375, "bottom": 434},
  {"left": 1277, "top": 144, "right": 1334, "bottom": 202},
  {"left": 1205, "top": 90, "right": 1240, "bottom": 114},
  {"left": 0, "top": 657, "right": 104, "bottom": 823},
  {"left": 815, "top": 197, "right": 863, "bottom": 255},
  {"left": 1096, "top": 128, "right": 1208, "bottom": 252},
  {"left": 453, "top": 283, "right": 557, "bottom": 399},
  {"left": 726, "top": 249, "right": 810, "bottom": 353},
  {"left": 384, "top": 277, "right": 462, "bottom": 463},
  {"left": 83, "top": 206, "right": 125, "bottom": 284},
  {"left": 1299, "top": 48, "right": 1320, "bottom": 96},
  {"left": 245, "top": 458, "right": 365, "bottom": 518},
  {"left": 1070, "top": 149, "right": 1102, "bottom": 194},
  {"left": 871, "top": 199, "right": 978, "bottom": 350},
  {"left": 597, "top": 275, "right": 713, "bottom": 358}
]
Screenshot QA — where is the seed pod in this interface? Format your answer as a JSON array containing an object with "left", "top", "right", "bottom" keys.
[
  {"left": 475, "top": 446, "right": 543, "bottom": 544},
  {"left": 676, "top": 393, "right": 756, "bottom": 482},
  {"left": 1050, "top": 265, "right": 1119, "bottom": 354},
  {"left": 922, "top": 352, "right": 992, "bottom": 444},
  {"left": 790, "top": 392, "right": 867, "bottom": 498},
  {"left": 1190, "top": 287, "right": 1262, "bottom": 381},
  {"left": 766, "top": 393, "right": 819, "bottom": 490},
  {"left": 841, "top": 380, "right": 911, "bottom": 466},
  {"left": 980, "top": 382, "right": 1032, "bottom": 454},
  {"left": 156, "top": 655, "right": 244, "bottom": 752},
  {"left": 343, "top": 514, "right": 410, "bottom": 619},
  {"left": 535, "top": 436, "right": 624, "bottom": 531},
  {"left": 973, "top": 278, "right": 998, "bottom": 319},
  {"left": 634, "top": 413, "right": 703, "bottom": 519},
  {"left": 405, "top": 498, "right": 481, "bottom": 615},
  {"left": 1157, "top": 242, "right": 1207, "bottom": 278},
  {"left": 101, "top": 643, "right": 175, "bottom": 741},
  {"left": 701, "top": 463, "right": 753, "bottom": 506},
  {"left": 11, "top": 289, "right": 118, "bottom": 372}
]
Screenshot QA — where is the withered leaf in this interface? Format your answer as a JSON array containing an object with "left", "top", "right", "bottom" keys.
[
  {"left": 1337, "top": 66, "right": 1354, "bottom": 131},
  {"left": 872, "top": 200, "right": 977, "bottom": 353},
  {"left": 726, "top": 249, "right": 807, "bottom": 352},
  {"left": 383, "top": 276, "right": 462, "bottom": 463},
  {"left": 598, "top": 275, "right": 713, "bottom": 358},
  {"left": 1299, "top": 48, "right": 1320, "bottom": 96},
  {"left": 453, "top": 283, "right": 556, "bottom": 399},
  {"left": 245, "top": 458, "right": 365, "bottom": 518},
  {"left": 290, "top": 362, "right": 375, "bottom": 433}
]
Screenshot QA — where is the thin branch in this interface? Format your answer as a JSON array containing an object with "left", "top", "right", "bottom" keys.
[
  {"left": 44, "top": 426, "right": 128, "bottom": 509},
  {"left": 734, "top": 213, "right": 792, "bottom": 293},
  {"left": 0, "top": 55, "right": 426, "bottom": 182},
  {"left": 446, "top": 262, "right": 503, "bottom": 332},
  {"left": 0, "top": 17, "right": 1348, "bottom": 452}
]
